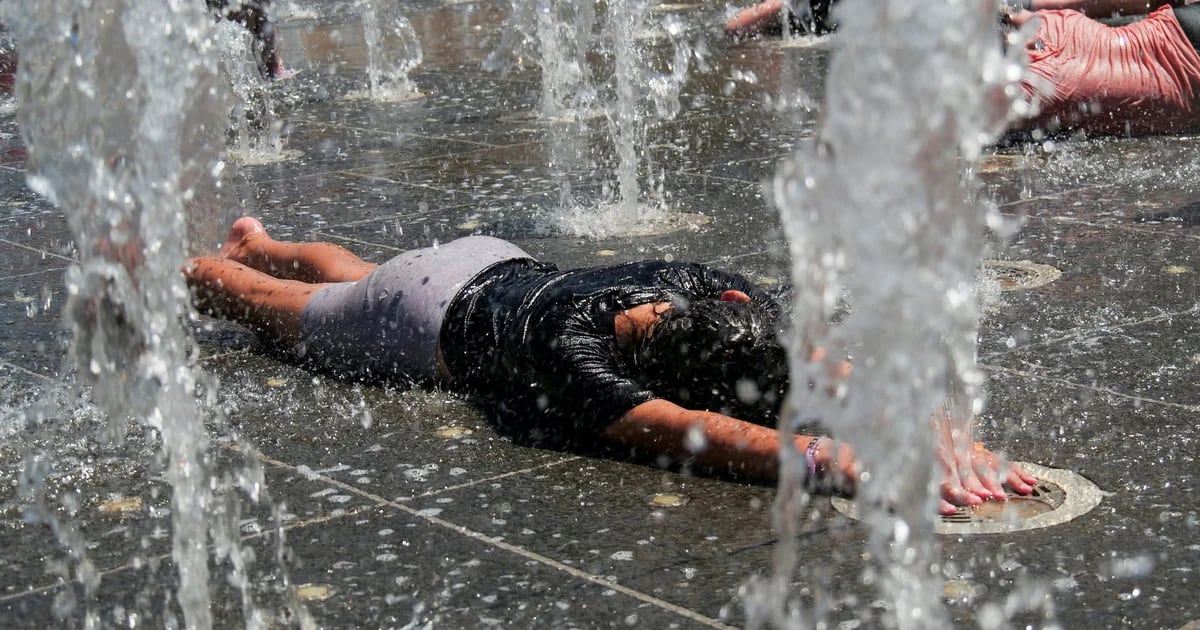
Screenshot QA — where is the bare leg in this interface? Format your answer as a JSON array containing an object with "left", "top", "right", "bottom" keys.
[
  {"left": 220, "top": 217, "right": 378, "bottom": 283},
  {"left": 186, "top": 256, "right": 325, "bottom": 345}
]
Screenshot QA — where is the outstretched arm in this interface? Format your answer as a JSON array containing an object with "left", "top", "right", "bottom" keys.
[
  {"left": 604, "top": 398, "right": 858, "bottom": 489},
  {"left": 608, "top": 398, "right": 1038, "bottom": 514}
]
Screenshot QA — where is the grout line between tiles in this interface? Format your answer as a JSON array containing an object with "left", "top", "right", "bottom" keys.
[
  {"left": 982, "top": 303, "right": 1199, "bottom": 358},
  {"left": 245, "top": 449, "right": 737, "bottom": 629},
  {"left": 981, "top": 363, "right": 1200, "bottom": 413}
]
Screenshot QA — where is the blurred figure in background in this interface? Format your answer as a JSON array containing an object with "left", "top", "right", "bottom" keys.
[{"left": 207, "top": 0, "right": 289, "bottom": 78}]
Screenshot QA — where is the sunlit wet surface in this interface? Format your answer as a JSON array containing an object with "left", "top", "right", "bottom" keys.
[{"left": 0, "top": 0, "right": 1198, "bottom": 627}]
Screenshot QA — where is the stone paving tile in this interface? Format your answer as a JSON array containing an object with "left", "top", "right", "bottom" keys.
[
  {"left": 215, "top": 168, "right": 484, "bottom": 247},
  {"left": 657, "top": 110, "right": 811, "bottom": 177},
  {"left": 980, "top": 370, "right": 1195, "bottom": 493},
  {"left": 284, "top": 80, "right": 543, "bottom": 146},
  {"left": 340, "top": 141, "right": 568, "bottom": 198},
  {"left": 980, "top": 217, "right": 1200, "bottom": 354},
  {"left": 272, "top": 504, "right": 735, "bottom": 629},
  {"left": 294, "top": 176, "right": 788, "bottom": 279},
  {"left": 0, "top": 418, "right": 380, "bottom": 602},
  {"left": 0, "top": 546, "right": 294, "bottom": 629},
  {"left": 3, "top": 482, "right": 755, "bottom": 627},
  {"left": 207, "top": 351, "right": 582, "bottom": 502},
  {"left": 955, "top": 368, "right": 1199, "bottom": 630},
  {"left": 0, "top": 362, "right": 57, "bottom": 423},
  {"left": 0, "top": 212, "right": 75, "bottom": 274},
  {"left": 990, "top": 310, "right": 1200, "bottom": 409},
  {"left": 397, "top": 456, "right": 833, "bottom": 625},
  {"left": 274, "top": 0, "right": 522, "bottom": 80},
  {"left": 0, "top": 269, "right": 69, "bottom": 377}
]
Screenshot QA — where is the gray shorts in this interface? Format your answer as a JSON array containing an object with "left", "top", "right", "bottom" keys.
[{"left": 297, "top": 236, "right": 532, "bottom": 382}]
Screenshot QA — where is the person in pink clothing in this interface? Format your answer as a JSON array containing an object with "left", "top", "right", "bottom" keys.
[
  {"left": 206, "top": 0, "right": 289, "bottom": 79},
  {"left": 726, "top": 0, "right": 1200, "bottom": 135},
  {"left": 1011, "top": 4, "right": 1200, "bottom": 135}
]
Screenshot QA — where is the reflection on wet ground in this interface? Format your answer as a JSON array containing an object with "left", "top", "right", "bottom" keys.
[{"left": 1, "top": 0, "right": 1199, "bottom": 627}]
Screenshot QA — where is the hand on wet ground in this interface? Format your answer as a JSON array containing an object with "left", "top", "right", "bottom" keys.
[{"left": 937, "top": 442, "right": 1038, "bottom": 515}]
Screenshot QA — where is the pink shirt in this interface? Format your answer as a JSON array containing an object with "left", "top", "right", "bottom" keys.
[{"left": 1021, "top": 6, "right": 1200, "bottom": 135}]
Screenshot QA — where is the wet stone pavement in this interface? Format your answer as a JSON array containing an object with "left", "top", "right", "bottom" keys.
[{"left": 1, "top": 1, "right": 1199, "bottom": 628}]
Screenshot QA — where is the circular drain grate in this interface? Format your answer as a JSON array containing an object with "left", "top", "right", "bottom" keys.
[
  {"left": 982, "top": 259, "right": 1062, "bottom": 292},
  {"left": 830, "top": 462, "right": 1103, "bottom": 535}
]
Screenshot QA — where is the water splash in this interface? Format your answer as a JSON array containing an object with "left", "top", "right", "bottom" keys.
[
  {"left": 2, "top": 0, "right": 265, "bottom": 627},
  {"left": 752, "top": 0, "right": 1025, "bottom": 627},
  {"left": 570, "top": 0, "right": 699, "bottom": 236},
  {"left": 0, "top": 27, "right": 15, "bottom": 117},
  {"left": 484, "top": 0, "right": 597, "bottom": 212},
  {"left": 535, "top": 0, "right": 596, "bottom": 120},
  {"left": 354, "top": 0, "right": 423, "bottom": 102},
  {"left": 605, "top": 0, "right": 650, "bottom": 222},
  {"left": 216, "top": 21, "right": 289, "bottom": 164},
  {"left": 486, "top": 1, "right": 701, "bottom": 235}
]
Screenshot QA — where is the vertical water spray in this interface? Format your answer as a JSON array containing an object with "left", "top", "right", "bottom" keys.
[
  {"left": 486, "top": 0, "right": 699, "bottom": 235},
  {"left": 5, "top": 0, "right": 232, "bottom": 626},
  {"left": 559, "top": 0, "right": 697, "bottom": 237},
  {"left": 217, "top": 20, "right": 283, "bottom": 161},
  {"left": 535, "top": 0, "right": 596, "bottom": 120},
  {"left": 534, "top": 0, "right": 596, "bottom": 211},
  {"left": 605, "top": 0, "right": 649, "bottom": 223},
  {"left": 484, "top": 0, "right": 595, "bottom": 120},
  {"left": 360, "top": 0, "right": 423, "bottom": 101},
  {"left": 754, "top": 0, "right": 1023, "bottom": 627},
  {"left": 0, "top": 28, "right": 15, "bottom": 116}
]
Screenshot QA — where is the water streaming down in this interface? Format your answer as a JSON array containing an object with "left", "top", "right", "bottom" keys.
[
  {"left": 556, "top": 0, "right": 699, "bottom": 237},
  {"left": 483, "top": 0, "right": 596, "bottom": 214},
  {"left": 752, "top": 0, "right": 1025, "bottom": 627},
  {"left": 535, "top": 0, "right": 596, "bottom": 121},
  {"left": 606, "top": 0, "right": 649, "bottom": 225},
  {"left": 358, "top": 0, "right": 423, "bottom": 102},
  {"left": 3, "top": 0, "right": 272, "bottom": 626},
  {"left": 534, "top": 0, "right": 597, "bottom": 212},
  {"left": 484, "top": 0, "right": 697, "bottom": 236},
  {"left": 0, "top": 29, "right": 15, "bottom": 117},
  {"left": 216, "top": 20, "right": 286, "bottom": 163}
]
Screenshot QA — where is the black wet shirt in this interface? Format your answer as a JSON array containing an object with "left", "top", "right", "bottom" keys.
[{"left": 439, "top": 259, "right": 769, "bottom": 446}]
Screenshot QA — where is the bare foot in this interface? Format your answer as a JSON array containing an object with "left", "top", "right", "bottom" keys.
[{"left": 220, "top": 216, "right": 269, "bottom": 262}]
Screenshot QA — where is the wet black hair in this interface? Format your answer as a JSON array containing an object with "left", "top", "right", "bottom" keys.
[{"left": 633, "top": 297, "right": 789, "bottom": 424}]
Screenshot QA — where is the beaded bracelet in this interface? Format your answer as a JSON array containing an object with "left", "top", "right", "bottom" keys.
[{"left": 805, "top": 436, "right": 824, "bottom": 481}]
